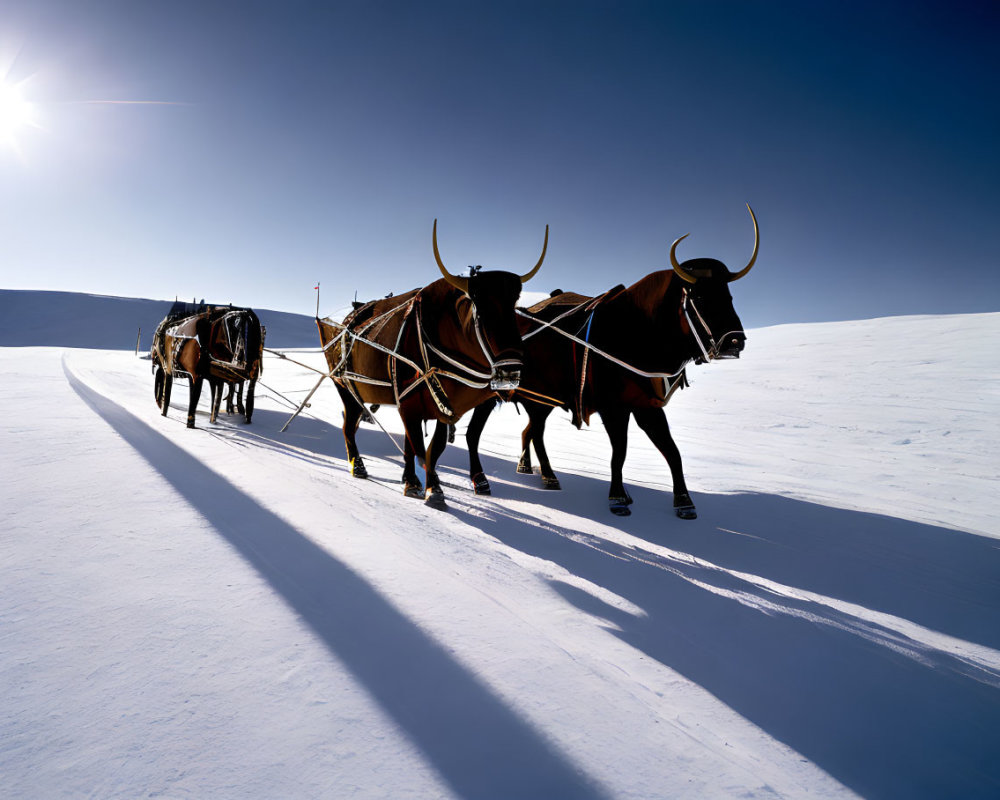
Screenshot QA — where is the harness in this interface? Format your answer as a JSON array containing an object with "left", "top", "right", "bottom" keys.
[
  {"left": 319, "top": 290, "right": 505, "bottom": 424},
  {"left": 516, "top": 281, "right": 723, "bottom": 423},
  {"left": 155, "top": 309, "right": 261, "bottom": 383}
]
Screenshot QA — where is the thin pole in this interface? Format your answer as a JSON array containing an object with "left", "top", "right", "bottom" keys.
[
  {"left": 315, "top": 282, "right": 320, "bottom": 318},
  {"left": 280, "top": 372, "right": 328, "bottom": 433},
  {"left": 135, "top": 328, "right": 141, "bottom": 355}
]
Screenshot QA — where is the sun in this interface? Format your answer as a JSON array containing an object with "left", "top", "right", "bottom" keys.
[{"left": 0, "top": 80, "right": 38, "bottom": 153}]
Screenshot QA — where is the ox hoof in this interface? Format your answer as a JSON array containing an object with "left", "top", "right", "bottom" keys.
[
  {"left": 349, "top": 457, "right": 368, "bottom": 479},
  {"left": 186, "top": 420, "right": 196, "bottom": 429},
  {"left": 673, "top": 492, "right": 697, "bottom": 520},
  {"left": 609, "top": 500, "right": 632, "bottom": 517},
  {"left": 424, "top": 487, "right": 447, "bottom": 510},
  {"left": 541, "top": 476, "right": 561, "bottom": 490},
  {"left": 403, "top": 479, "right": 423, "bottom": 499},
  {"left": 516, "top": 461, "right": 534, "bottom": 475},
  {"left": 609, "top": 490, "right": 633, "bottom": 516},
  {"left": 471, "top": 472, "right": 492, "bottom": 495}
]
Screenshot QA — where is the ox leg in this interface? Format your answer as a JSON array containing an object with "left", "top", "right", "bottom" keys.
[
  {"left": 336, "top": 386, "right": 368, "bottom": 478},
  {"left": 209, "top": 379, "right": 223, "bottom": 424},
  {"left": 224, "top": 383, "right": 235, "bottom": 414},
  {"left": 522, "top": 402, "right": 560, "bottom": 490},
  {"left": 154, "top": 366, "right": 165, "bottom": 409},
  {"left": 633, "top": 407, "right": 696, "bottom": 520},
  {"left": 600, "top": 408, "right": 633, "bottom": 516},
  {"left": 187, "top": 376, "right": 204, "bottom": 429},
  {"left": 516, "top": 416, "right": 534, "bottom": 475},
  {"left": 400, "top": 415, "right": 425, "bottom": 500},
  {"left": 244, "top": 380, "right": 255, "bottom": 424},
  {"left": 161, "top": 374, "right": 173, "bottom": 417},
  {"left": 466, "top": 399, "right": 497, "bottom": 495},
  {"left": 421, "top": 420, "right": 450, "bottom": 510}
]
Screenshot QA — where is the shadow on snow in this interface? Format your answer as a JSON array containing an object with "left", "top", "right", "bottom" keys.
[
  {"left": 67, "top": 367, "right": 610, "bottom": 800},
  {"left": 272, "top": 405, "right": 997, "bottom": 799},
  {"left": 136, "top": 398, "right": 1000, "bottom": 799},
  {"left": 445, "top": 447, "right": 1000, "bottom": 800}
]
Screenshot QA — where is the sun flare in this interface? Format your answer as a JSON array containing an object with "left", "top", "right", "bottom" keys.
[{"left": 0, "top": 80, "right": 38, "bottom": 152}]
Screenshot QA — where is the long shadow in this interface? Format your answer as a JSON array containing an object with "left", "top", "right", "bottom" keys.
[
  {"left": 221, "top": 405, "right": 1000, "bottom": 651},
  {"left": 196, "top": 402, "right": 1000, "bottom": 797},
  {"left": 442, "top": 483, "right": 1000, "bottom": 799},
  {"left": 67, "top": 365, "right": 610, "bottom": 800}
]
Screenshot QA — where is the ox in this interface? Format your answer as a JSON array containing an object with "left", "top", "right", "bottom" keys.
[
  {"left": 465, "top": 205, "right": 759, "bottom": 519},
  {"left": 318, "top": 220, "right": 547, "bottom": 509},
  {"left": 152, "top": 305, "right": 264, "bottom": 428}
]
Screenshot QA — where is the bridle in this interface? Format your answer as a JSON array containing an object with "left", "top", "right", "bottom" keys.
[
  {"left": 681, "top": 288, "right": 744, "bottom": 362},
  {"left": 465, "top": 274, "right": 524, "bottom": 388}
]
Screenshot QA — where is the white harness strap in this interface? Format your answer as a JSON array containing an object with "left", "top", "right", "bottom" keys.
[
  {"left": 516, "top": 308, "right": 690, "bottom": 382},
  {"left": 682, "top": 291, "right": 713, "bottom": 363}
]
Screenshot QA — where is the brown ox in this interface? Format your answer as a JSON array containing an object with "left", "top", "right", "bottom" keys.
[
  {"left": 465, "top": 205, "right": 759, "bottom": 519},
  {"left": 152, "top": 306, "right": 264, "bottom": 428},
  {"left": 318, "top": 220, "right": 547, "bottom": 509}
]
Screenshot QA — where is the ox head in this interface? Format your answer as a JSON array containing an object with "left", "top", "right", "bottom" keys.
[
  {"left": 669, "top": 204, "right": 758, "bottom": 361},
  {"left": 433, "top": 219, "right": 548, "bottom": 390}
]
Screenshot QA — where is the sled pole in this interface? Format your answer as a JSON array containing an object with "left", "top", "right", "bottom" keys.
[
  {"left": 135, "top": 327, "right": 141, "bottom": 355},
  {"left": 280, "top": 372, "right": 329, "bottom": 433},
  {"left": 263, "top": 348, "right": 329, "bottom": 375}
]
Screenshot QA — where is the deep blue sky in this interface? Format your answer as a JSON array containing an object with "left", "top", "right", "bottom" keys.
[{"left": 1, "top": 0, "right": 997, "bottom": 327}]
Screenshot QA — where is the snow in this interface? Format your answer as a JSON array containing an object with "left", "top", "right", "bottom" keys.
[{"left": 1, "top": 302, "right": 998, "bottom": 799}]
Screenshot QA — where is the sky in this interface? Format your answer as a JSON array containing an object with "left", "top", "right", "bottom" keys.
[{"left": 0, "top": 0, "right": 997, "bottom": 327}]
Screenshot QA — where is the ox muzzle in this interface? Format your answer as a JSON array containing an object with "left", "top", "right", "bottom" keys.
[{"left": 710, "top": 330, "right": 747, "bottom": 360}]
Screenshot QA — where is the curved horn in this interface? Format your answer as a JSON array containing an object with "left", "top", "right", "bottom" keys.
[
  {"left": 432, "top": 219, "right": 469, "bottom": 294},
  {"left": 728, "top": 203, "right": 759, "bottom": 282},
  {"left": 669, "top": 233, "right": 698, "bottom": 284},
  {"left": 520, "top": 224, "right": 549, "bottom": 284}
]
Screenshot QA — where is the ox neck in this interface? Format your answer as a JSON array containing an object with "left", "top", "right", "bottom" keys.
[
  {"left": 413, "top": 290, "right": 495, "bottom": 382},
  {"left": 607, "top": 271, "right": 697, "bottom": 373}
]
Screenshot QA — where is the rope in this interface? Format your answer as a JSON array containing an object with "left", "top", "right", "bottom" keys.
[{"left": 517, "top": 307, "right": 690, "bottom": 382}]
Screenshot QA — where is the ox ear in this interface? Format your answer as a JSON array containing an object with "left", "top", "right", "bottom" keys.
[
  {"left": 520, "top": 225, "right": 549, "bottom": 284},
  {"left": 433, "top": 219, "right": 470, "bottom": 294},
  {"left": 728, "top": 203, "right": 759, "bottom": 283}
]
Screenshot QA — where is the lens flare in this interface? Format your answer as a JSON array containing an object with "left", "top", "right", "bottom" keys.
[{"left": 0, "top": 80, "right": 37, "bottom": 152}]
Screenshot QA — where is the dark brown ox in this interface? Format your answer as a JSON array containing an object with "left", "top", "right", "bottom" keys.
[
  {"left": 318, "top": 220, "right": 547, "bottom": 509},
  {"left": 465, "top": 205, "right": 759, "bottom": 519},
  {"left": 151, "top": 306, "right": 264, "bottom": 428}
]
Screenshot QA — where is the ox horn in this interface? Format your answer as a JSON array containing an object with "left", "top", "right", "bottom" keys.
[
  {"left": 433, "top": 219, "right": 470, "bottom": 294},
  {"left": 520, "top": 225, "right": 549, "bottom": 284},
  {"left": 728, "top": 203, "right": 759, "bottom": 282},
  {"left": 669, "top": 233, "right": 697, "bottom": 284}
]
